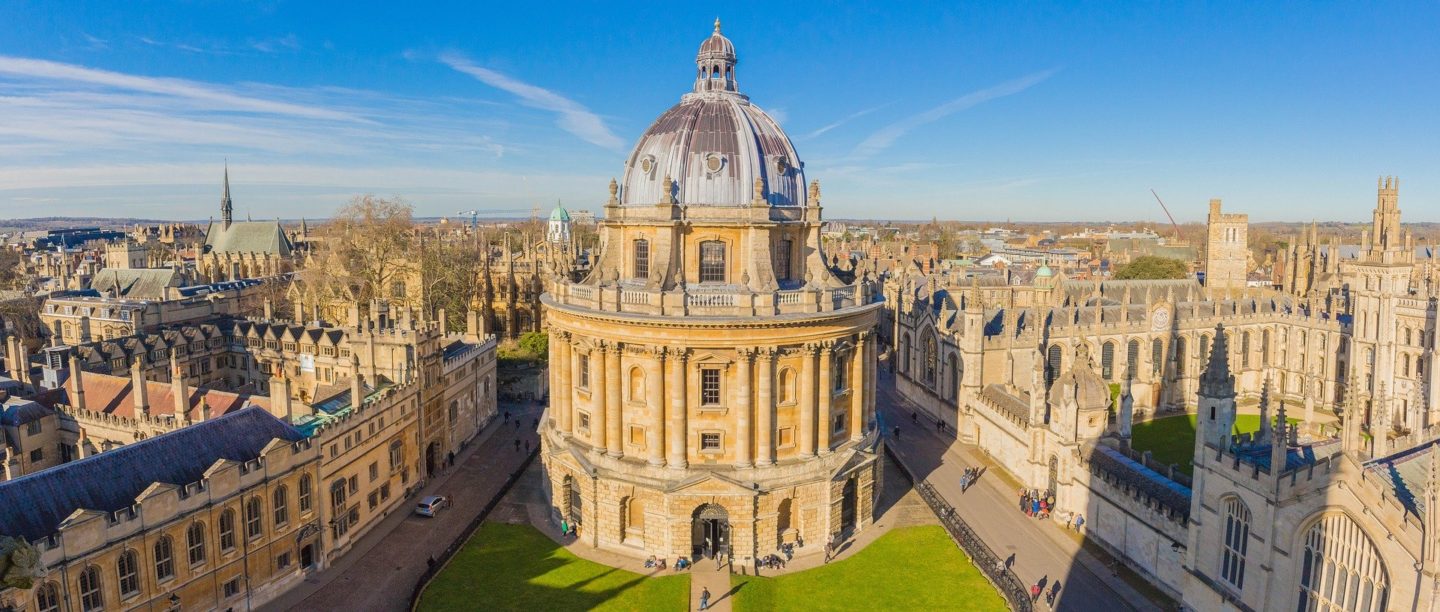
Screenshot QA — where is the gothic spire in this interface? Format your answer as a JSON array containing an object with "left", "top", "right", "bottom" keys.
[
  {"left": 221, "top": 161, "right": 234, "bottom": 228},
  {"left": 1199, "top": 323, "right": 1235, "bottom": 399}
]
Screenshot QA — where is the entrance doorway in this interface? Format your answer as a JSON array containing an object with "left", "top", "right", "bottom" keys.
[
  {"left": 840, "top": 477, "right": 858, "bottom": 534},
  {"left": 426, "top": 442, "right": 440, "bottom": 477},
  {"left": 300, "top": 544, "right": 314, "bottom": 569},
  {"left": 691, "top": 504, "right": 730, "bottom": 559}
]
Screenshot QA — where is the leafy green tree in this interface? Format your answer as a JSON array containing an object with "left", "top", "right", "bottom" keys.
[
  {"left": 519, "top": 331, "right": 549, "bottom": 360},
  {"left": 1114, "top": 256, "right": 1189, "bottom": 280}
]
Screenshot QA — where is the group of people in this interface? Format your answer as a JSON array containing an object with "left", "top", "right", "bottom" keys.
[
  {"left": 758, "top": 553, "right": 786, "bottom": 569},
  {"left": 960, "top": 466, "right": 983, "bottom": 493},
  {"left": 1019, "top": 489, "right": 1055, "bottom": 520},
  {"left": 911, "top": 410, "right": 949, "bottom": 434},
  {"left": 642, "top": 556, "right": 668, "bottom": 570}
]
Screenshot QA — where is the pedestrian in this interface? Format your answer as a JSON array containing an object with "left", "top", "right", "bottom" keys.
[
  {"left": 532, "top": 417, "right": 539, "bottom": 428},
  {"left": 1074, "top": 514, "right": 1085, "bottom": 533},
  {"left": 893, "top": 425, "right": 901, "bottom": 440},
  {"left": 447, "top": 450, "right": 456, "bottom": 467},
  {"left": 912, "top": 411, "right": 918, "bottom": 424},
  {"left": 504, "top": 411, "right": 510, "bottom": 422},
  {"left": 514, "top": 439, "right": 521, "bottom": 452},
  {"left": 699, "top": 586, "right": 711, "bottom": 611},
  {"left": 525, "top": 440, "right": 531, "bottom": 453},
  {"left": 1030, "top": 583, "right": 1042, "bottom": 602},
  {"left": 514, "top": 420, "right": 521, "bottom": 430}
]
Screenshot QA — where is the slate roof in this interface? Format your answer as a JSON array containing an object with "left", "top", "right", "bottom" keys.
[
  {"left": 1366, "top": 441, "right": 1439, "bottom": 520},
  {"left": 0, "top": 406, "right": 305, "bottom": 542},
  {"left": 91, "top": 268, "right": 182, "bottom": 299},
  {"left": 203, "top": 220, "right": 293, "bottom": 256}
]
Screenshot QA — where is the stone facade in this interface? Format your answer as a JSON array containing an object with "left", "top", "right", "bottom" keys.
[
  {"left": 1204, "top": 198, "right": 1249, "bottom": 294},
  {"left": 539, "top": 22, "right": 882, "bottom": 569}
]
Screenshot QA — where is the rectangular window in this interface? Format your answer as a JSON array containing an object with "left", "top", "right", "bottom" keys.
[
  {"left": 578, "top": 354, "right": 591, "bottom": 389},
  {"left": 699, "top": 241, "right": 726, "bottom": 283},
  {"left": 700, "top": 432, "right": 721, "bottom": 451},
  {"left": 368, "top": 491, "right": 379, "bottom": 510},
  {"left": 369, "top": 462, "right": 379, "bottom": 482},
  {"left": 380, "top": 483, "right": 391, "bottom": 501},
  {"left": 775, "top": 239, "right": 793, "bottom": 281},
  {"left": 633, "top": 239, "right": 650, "bottom": 280},
  {"left": 579, "top": 412, "right": 591, "bottom": 430},
  {"left": 224, "top": 578, "right": 241, "bottom": 598},
  {"left": 277, "top": 552, "right": 292, "bottom": 569},
  {"left": 26, "top": 420, "right": 42, "bottom": 436},
  {"left": 701, "top": 368, "right": 721, "bottom": 405},
  {"left": 833, "top": 412, "right": 846, "bottom": 434},
  {"left": 29, "top": 448, "right": 43, "bottom": 463}
]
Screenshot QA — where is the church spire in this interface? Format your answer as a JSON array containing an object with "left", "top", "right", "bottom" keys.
[{"left": 221, "top": 161, "right": 234, "bottom": 229}]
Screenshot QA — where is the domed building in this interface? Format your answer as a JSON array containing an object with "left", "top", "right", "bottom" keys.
[{"left": 539, "top": 21, "right": 882, "bottom": 566}]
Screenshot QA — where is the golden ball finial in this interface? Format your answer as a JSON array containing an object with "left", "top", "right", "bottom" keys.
[{"left": 714, "top": 17, "right": 721, "bottom": 33}]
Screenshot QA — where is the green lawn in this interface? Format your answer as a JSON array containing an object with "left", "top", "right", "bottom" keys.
[
  {"left": 418, "top": 523, "right": 689, "bottom": 611},
  {"left": 1131, "top": 414, "right": 1303, "bottom": 475},
  {"left": 729, "top": 526, "right": 1006, "bottom": 612}
]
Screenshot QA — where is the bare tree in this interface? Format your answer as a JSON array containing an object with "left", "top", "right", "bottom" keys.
[{"left": 306, "top": 195, "right": 416, "bottom": 312}]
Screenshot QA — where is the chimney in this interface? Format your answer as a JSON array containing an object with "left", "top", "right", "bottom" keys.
[
  {"left": 68, "top": 350, "right": 86, "bottom": 412},
  {"left": 271, "top": 372, "right": 294, "bottom": 423},
  {"left": 132, "top": 357, "right": 149, "bottom": 419},
  {"left": 171, "top": 352, "right": 189, "bottom": 424},
  {"left": 465, "top": 309, "right": 480, "bottom": 342}
]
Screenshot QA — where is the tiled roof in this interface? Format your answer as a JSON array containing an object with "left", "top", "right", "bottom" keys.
[
  {"left": 90, "top": 268, "right": 181, "bottom": 299},
  {"left": 0, "top": 406, "right": 304, "bottom": 541},
  {"left": 72, "top": 372, "right": 268, "bottom": 419}
]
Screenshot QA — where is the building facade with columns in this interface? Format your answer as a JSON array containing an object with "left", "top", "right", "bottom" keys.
[{"left": 538, "top": 22, "right": 883, "bottom": 567}]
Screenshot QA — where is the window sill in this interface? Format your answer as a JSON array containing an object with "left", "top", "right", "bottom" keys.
[{"left": 698, "top": 405, "right": 727, "bottom": 414}]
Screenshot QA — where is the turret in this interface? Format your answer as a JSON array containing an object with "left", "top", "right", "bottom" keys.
[
  {"left": 1197, "top": 323, "right": 1236, "bottom": 450},
  {"left": 1270, "top": 400, "right": 1289, "bottom": 473},
  {"left": 1257, "top": 376, "right": 1273, "bottom": 444}
]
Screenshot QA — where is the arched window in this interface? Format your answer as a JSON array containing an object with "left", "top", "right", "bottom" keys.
[
  {"left": 1126, "top": 339, "right": 1140, "bottom": 379},
  {"left": 632, "top": 239, "right": 650, "bottom": 280},
  {"left": 699, "top": 241, "right": 726, "bottom": 283},
  {"left": 1101, "top": 341, "right": 1116, "bottom": 380},
  {"left": 154, "top": 535, "right": 175, "bottom": 581},
  {"left": 774, "top": 238, "right": 793, "bottom": 282},
  {"left": 923, "top": 336, "right": 938, "bottom": 385},
  {"left": 1151, "top": 339, "right": 1163, "bottom": 376},
  {"left": 621, "top": 496, "right": 644, "bottom": 542},
  {"left": 947, "top": 354, "right": 959, "bottom": 400},
  {"left": 1046, "top": 344, "right": 1063, "bottom": 388},
  {"left": 117, "top": 549, "right": 140, "bottom": 598},
  {"left": 629, "top": 367, "right": 645, "bottom": 402},
  {"left": 777, "top": 498, "right": 794, "bottom": 534},
  {"left": 299, "top": 474, "right": 313, "bottom": 513},
  {"left": 779, "top": 368, "right": 796, "bottom": 404},
  {"left": 78, "top": 565, "right": 104, "bottom": 612},
  {"left": 274, "top": 485, "right": 289, "bottom": 528},
  {"left": 1175, "top": 336, "right": 1188, "bottom": 376},
  {"left": 246, "top": 496, "right": 264, "bottom": 540},
  {"left": 187, "top": 522, "right": 207, "bottom": 566},
  {"left": 219, "top": 509, "right": 237, "bottom": 551},
  {"left": 1241, "top": 331, "right": 1251, "bottom": 369},
  {"left": 1221, "top": 498, "right": 1250, "bottom": 589},
  {"left": 35, "top": 581, "right": 60, "bottom": 612},
  {"left": 900, "top": 333, "right": 912, "bottom": 375},
  {"left": 1262, "top": 329, "right": 1272, "bottom": 365},
  {"left": 1296, "top": 514, "right": 1389, "bottom": 612},
  {"left": 1200, "top": 334, "right": 1212, "bottom": 363}
]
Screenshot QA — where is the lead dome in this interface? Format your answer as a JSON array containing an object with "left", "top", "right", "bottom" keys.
[{"left": 618, "top": 20, "right": 806, "bottom": 208}]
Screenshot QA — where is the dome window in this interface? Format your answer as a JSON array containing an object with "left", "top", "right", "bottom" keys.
[
  {"left": 639, "top": 155, "right": 655, "bottom": 177},
  {"left": 704, "top": 153, "right": 725, "bottom": 175},
  {"left": 774, "top": 156, "right": 789, "bottom": 176}
]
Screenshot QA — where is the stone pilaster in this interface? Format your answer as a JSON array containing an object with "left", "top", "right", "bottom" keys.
[
  {"left": 735, "top": 348, "right": 754, "bottom": 468},
  {"left": 799, "top": 343, "right": 818, "bottom": 458},
  {"left": 591, "top": 345, "right": 607, "bottom": 450},
  {"left": 646, "top": 350, "right": 666, "bottom": 466},
  {"left": 605, "top": 343, "right": 623, "bottom": 457},
  {"left": 556, "top": 332, "right": 573, "bottom": 435},
  {"left": 818, "top": 343, "right": 833, "bottom": 455},
  {"left": 666, "top": 348, "right": 688, "bottom": 468},
  {"left": 756, "top": 347, "right": 776, "bottom": 466},
  {"left": 851, "top": 333, "right": 867, "bottom": 441}
]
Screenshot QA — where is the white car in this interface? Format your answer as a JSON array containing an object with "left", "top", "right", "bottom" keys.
[{"left": 415, "top": 495, "right": 449, "bottom": 517}]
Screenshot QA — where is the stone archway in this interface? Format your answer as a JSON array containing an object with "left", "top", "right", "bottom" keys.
[{"left": 691, "top": 503, "right": 730, "bottom": 560}]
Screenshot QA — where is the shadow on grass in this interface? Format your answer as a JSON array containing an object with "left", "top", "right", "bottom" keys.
[{"left": 418, "top": 523, "right": 688, "bottom": 611}]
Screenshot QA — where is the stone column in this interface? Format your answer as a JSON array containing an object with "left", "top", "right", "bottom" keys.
[
  {"left": 605, "top": 344, "right": 623, "bottom": 457},
  {"left": 646, "top": 350, "right": 666, "bottom": 466},
  {"left": 851, "top": 334, "right": 867, "bottom": 441},
  {"left": 591, "top": 344, "right": 607, "bottom": 450},
  {"left": 735, "top": 348, "right": 754, "bottom": 468},
  {"left": 556, "top": 332, "right": 572, "bottom": 435},
  {"left": 667, "top": 349, "right": 688, "bottom": 468},
  {"left": 756, "top": 347, "right": 775, "bottom": 466},
  {"left": 818, "top": 343, "right": 833, "bottom": 455},
  {"left": 799, "top": 343, "right": 817, "bottom": 458}
]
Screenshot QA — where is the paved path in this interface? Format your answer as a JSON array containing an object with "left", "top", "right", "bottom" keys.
[
  {"left": 878, "top": 373, "right": 1164, "bottom": 611},
  {"left": 690, "top": 560, "right": 732, "bottom": 612},
  {"left": 263, "top": 402, "right": 541, "bottom": 612}
]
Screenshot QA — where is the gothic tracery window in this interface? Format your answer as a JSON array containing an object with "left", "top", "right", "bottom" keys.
[
  {"left": 1296, "top": 514, "right": 1389, "bottom": 612},
  {"left": 1221, "top": 498, "right": 1250, "bottom": 590},
  {"left": 923, "top": 336, "right": 937, "bottom": 385}
]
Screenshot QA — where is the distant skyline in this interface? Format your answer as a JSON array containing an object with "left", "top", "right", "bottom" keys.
[{"left": 0, "top": 2, "right": 1436, "bottom": 223}]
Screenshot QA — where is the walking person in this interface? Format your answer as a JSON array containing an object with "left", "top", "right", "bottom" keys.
[
  {"left": 514, "top": 439, "right": 521, "bottom": 452},
  {"left": 1074, "top": 514, "right": 1085, "bottom": 533},
  {"left": 1030, "top": 583, "right": 1042, "bottom": 602},
  {"left": 699, "top": 586, "right": 711, "bottom": 611}
]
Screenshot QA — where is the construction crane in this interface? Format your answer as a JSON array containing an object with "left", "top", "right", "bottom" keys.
[
  {"left": 456, "top": 210, "right": 479, "bottom": 234},
  {"left": 1149, "top": 189, "right": 1184, "bottom": 241}
]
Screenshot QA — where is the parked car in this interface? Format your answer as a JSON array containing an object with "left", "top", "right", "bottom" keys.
[{"left": 415, "top": 495, "right": 449, "bottom": 517}]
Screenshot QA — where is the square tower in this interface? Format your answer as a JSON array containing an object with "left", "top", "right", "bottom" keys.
[{"left": 1205, "top": 199, "right": 1248, "bottom": 293}]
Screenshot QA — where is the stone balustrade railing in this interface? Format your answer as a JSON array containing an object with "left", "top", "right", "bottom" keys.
[{"left": 547, "top": 280, "right": 876, "bottom": 318}]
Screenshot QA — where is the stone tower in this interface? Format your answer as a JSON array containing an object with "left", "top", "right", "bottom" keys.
[
  {"left": 1204, "top": 198, "right": 1248, "bottom": 294},
  {"left": 1197, "top": 323, "right": 1237, "bottom": 450}
]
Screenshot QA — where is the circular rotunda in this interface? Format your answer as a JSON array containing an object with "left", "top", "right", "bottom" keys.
[{"left": 539, "top": 20, "right": 883, "bottom": 566}]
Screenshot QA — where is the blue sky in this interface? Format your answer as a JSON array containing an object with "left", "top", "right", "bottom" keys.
[{"left": 0, "top": 1, "right": 1436, "bottom": 223}]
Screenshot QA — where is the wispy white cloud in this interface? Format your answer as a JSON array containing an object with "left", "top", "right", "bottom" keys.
[
  {"left": 439, "top": 53, "right": 624, "bottom": 150},
  {"left": 0, "top": 55, "right": 366, "bottom": 122},
  {"left": 850, "top": 69, "right": 1057, "bottom": 159},
  {"left": 80, "top": 33, "right": 109, "bottom": 50},
  {"left": 250, "top": 34, "right": 301, "bottom": 54},
  {"left": 805, "top": 103, "right": 889, "bottom": 139}
]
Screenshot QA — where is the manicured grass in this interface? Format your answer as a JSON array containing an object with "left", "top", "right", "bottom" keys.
[
  {"left": 419, "top": 523, "right": 689, "bottom": 612},
  {"left": 1131, "top": 414, "right": 1302, "bottom": 475},
  {"left": 730, "top": 525, "right": 1006, "bottom": 612}
]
